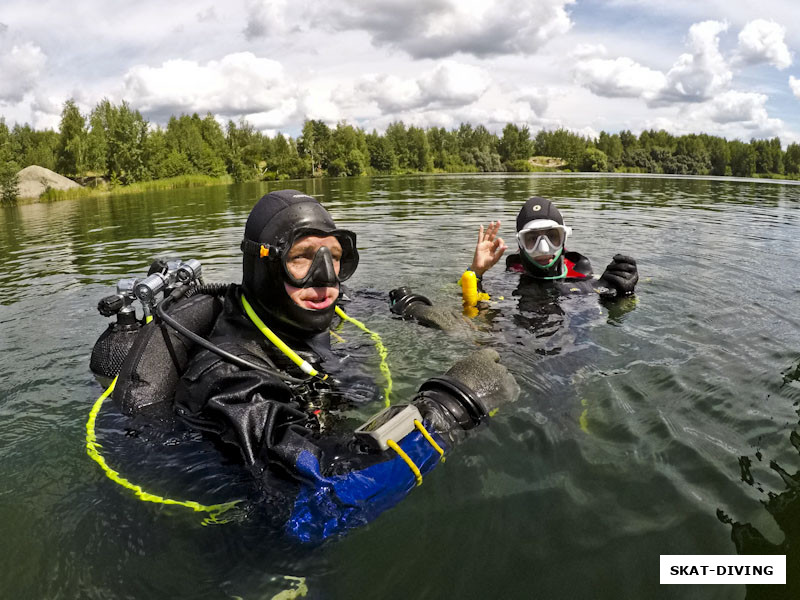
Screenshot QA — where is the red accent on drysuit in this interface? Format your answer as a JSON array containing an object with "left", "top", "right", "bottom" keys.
[
  {"left": 509, "top": 254, "right": 589, "bottom": 278},
  {"left": 565, "top": 258, "right": 588, "bottom": 279}
]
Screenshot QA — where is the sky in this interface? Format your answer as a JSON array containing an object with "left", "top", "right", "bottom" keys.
[{"left": 1, "top": 0, "right": 799, "bottom": 143}]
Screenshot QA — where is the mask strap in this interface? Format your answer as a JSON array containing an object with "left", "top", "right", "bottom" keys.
[{"left": 241, "top": 239, "right": 278, "bottom": 258}]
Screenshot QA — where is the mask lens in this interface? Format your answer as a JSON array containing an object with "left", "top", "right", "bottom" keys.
[
  {"left": 520, "top": 226, "right": 564, "bottom": 251},
  {"left": 520, "top": 230, "right": 539, "bottom": 251},
  {"left": 334, "top": 231, "right": 358, "bottom": 281},
  {"left": 282, "top": 229, "right": 359, "bottom": 284},
  {"left": 545, "top": 228, "right": 563, "bottom": 246}
]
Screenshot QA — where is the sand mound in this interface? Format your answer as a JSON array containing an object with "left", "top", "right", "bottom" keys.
[
  {"left": 529, "top": 156, "right": 567, "bottom": 168},
  {"left": 16, "top": 165, "right": 82, "bottom": 198}
]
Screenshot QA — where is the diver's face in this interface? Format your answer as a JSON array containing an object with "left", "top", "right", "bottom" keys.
[{"left": 283, "top": 235, "right": 342, "bottom": 310}]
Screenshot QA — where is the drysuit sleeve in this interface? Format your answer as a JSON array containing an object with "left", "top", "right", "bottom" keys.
[{"left": 282, "top": 349, "right": 519, "bottom": 544}]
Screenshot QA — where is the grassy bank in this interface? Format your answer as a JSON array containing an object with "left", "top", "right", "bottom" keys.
[{"left": 29, "top": 174, "right": 234, "bottom": 204}]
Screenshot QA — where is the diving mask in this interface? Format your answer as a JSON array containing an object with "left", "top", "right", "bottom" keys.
[
  {"left": 516, "top": 219, "right": 571, "bottom": 263},
  {"left": 241, "top": 227, "right": 359, "bottom": 288}
]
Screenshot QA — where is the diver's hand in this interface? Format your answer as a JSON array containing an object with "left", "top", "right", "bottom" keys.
[
  {"left": 389, "top": 287, "right": 471, "bottom": 331},
  {"left": 599, "top": 254, "right": 638, "bottom": 296},
  {"left": 469, "top": 221, "right": 508, "bottom": 277},
  {"left": 444, "top": 348, "right": 520, "bottom": 415}
]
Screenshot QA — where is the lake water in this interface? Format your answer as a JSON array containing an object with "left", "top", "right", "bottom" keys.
[{"left": 2, "top": 174, "right": 800, "bottom": 599}]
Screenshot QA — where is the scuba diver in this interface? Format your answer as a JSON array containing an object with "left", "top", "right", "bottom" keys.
[
  {"left": 388, "top": 196, "right": 638, "bottom": 332},
  {"left": 147, "top": 189, "right": 519, "bottom": 543},
  {"left": 468, "top": 196, "right": 638, "bottom": 297}
]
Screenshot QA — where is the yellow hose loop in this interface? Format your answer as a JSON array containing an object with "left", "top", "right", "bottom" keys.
[
  {"left": 334, "top": 305, "right": 393, "bottom": 407},
  {"left": 386, "top": 439, "right": 423, "bottom": 486},
  {"left": 241, "top": 294, "right": 327, "bottom": 379},
  {"left": 413, "top": 419, "right": 445, "bottom": 461},
  {"left": 86, "top": 377, "right": 241, "bottom": 525}
]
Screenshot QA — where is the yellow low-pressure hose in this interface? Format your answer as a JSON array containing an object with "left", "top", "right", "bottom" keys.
[
  {"left": 335, "top": 306, "right": 393, "bottom": 406},
  {"left": 86, "top": 376, "right": 240, "bottom": 524},
  {"left": 241, "top": 294, "right": 327, "bottom": 379}
]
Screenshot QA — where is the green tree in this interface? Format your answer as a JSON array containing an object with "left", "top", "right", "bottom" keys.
[
  {"left": 580, "top": 147, "right": 609, "bottom": 172},
  {"left": 534, "top": 128, "right": 587, "bottom": 168},
  {"left": 639, "top": 129, "right": 676, "bottom": 154},
  {"left": 56, "top": 99, "right": 87, "bottom": 176},
  {"left": 752, "top": 139, "right": 771, "bottom": 174},
  {"left": 597, "top": 132, "right": 623, "bottom": 168},
  {"left": 729, "top": 141, "right": 756, "bottom": 177},
  {"left": 623, "top": 147, "right": 655, "bottom": 171},
  {"left": 498, "top": 123, "right": 533, "bottom": 164},
  {"left": 327, "top": 122, "right": 369, "bottom": 176},
  {"left": 107, "top": 101, "right": 149, "bottom": 183},
  {"left": 406, "top": 126, "right": 433, "bottom": 172},
  {"left": 86, "top": 103, "right": 109, "bottom": 177},
  {"left": 785, "top": 143, "right": 800, "bottom": 174},
  {"left": 226, "top": 119, "right": 265, "bottom": 182},
  {"left": 385, "top": 122, "right": 411, "bottom": 170},
  {"left": 0, "top": 118, "right": 20, "bottom": 203},
  {"left": 674, "top": 134, "right": 710, "bottom": 174},
  {"left": 769, "top": 137, "right": 784, "bottom": 174},
  {"left": 619, "top": 130, "right": 638, "bottom": 154},
  {"left": 143, "top": 127, "right": 169, "bottom": 178},
  {"left": 297, "top": 119, "right": 332, "bottom": 173},
  {"left": 366, "top": 131, "right": 397, "bottom": 173},
  {"left": 10, "top": 124, "right": 58, "bottom": 170},
  {"left": 706, "top": 137, "right": 730, "bottom": 176}
]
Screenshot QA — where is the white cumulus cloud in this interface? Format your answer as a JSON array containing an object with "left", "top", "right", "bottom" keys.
[
  {"left": 572, "top": 20, "right": 733, "bottom": 106},
  {"left": 703, "top": 90, "right": 770, "bottom": 124},
  {"left": 668, "top": 90, "right": 786, "bottom": 139},
  {"left": 121, "top": 52, "right": 294, "bottom": 124},
  {"left": 736, "top": 19, "right": 792, "bottom": 70},
  {"left": 653, "top": 20, "right": 732, "bottom": 104},
  {"left": 335, "top": 0, "right": 575, "bottom": 58},
  {"left": 0, "top": 42, "right": 46, "bottom": 104},
  {"left": 244, "top": 0, "right": 575, "bottom": 59},
  {"left": 573, "top": 55, "right": 667, "bottom": 99},
  {"left": 354, "top": 61, "right": 491, "bottom": 112},
  {"left": 790, "top": 76, "right": 800, "bottom": 99}
]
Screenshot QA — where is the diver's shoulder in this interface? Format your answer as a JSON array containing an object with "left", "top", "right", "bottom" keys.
[{"left": 564, "top": 250, "right": 593, "bottom": 279}]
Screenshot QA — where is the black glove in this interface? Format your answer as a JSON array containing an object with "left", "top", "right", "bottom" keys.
[
  {"left": 414, "top": 349, "right": 519, "bottom": 434},
  {"left": 389, "top": 287, "right": 471, "bottom": 331},
  {"left": 599, "top": 254, "right": 638, "bottom": 296}
]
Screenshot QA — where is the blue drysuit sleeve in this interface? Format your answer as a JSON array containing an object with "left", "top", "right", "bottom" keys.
[
  {"left": 176, "top": 348, "right": 457, "bottom": 544},
  {"left": 285, "top": 425, "right": 447, "bottom": 543}
]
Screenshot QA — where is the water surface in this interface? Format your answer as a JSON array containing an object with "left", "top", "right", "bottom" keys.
[{"left": 2, "top": 174, "right": 800, "bottom": 599}]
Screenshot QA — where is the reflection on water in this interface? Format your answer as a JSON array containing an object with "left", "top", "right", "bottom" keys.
[
  {"left": 2, "top": 174, "right": 800, "bottom": 599},
  {"left": 718, "top": 357, "right": 800, "bottom": 600}
]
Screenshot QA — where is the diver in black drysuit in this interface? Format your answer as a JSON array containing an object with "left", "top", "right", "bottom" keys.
[
  {"left": 388, "top": 196, "right": 639, "bottom": 331},
  {"left": 174, "top": 189, "right": 519, "bottom": 544},
  {"left": 501, "top": 196, "right": 638, "bottom": 297}
]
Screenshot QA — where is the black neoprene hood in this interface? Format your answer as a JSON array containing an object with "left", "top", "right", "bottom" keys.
[
  {"left": 515, "top": 196, "right": 567, "bottom": 278},
  {"left": 515, "top": 196, "right": 564, "bottom": 232},
  {"left": 241, "top": 189, "right": 348, "bottom": 335}
]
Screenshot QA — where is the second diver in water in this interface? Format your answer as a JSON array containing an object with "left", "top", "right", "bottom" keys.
[{"left": 468, "top": 196, "right": 638, "bottom": 297}]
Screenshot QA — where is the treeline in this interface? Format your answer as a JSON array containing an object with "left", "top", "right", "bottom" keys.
[{"left": 2, "top": 98, "right": 800, "bottom": 202}]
